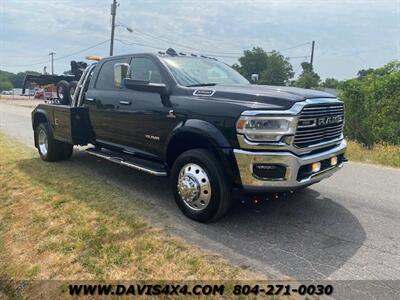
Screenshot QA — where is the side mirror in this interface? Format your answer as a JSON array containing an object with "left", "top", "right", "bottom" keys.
[
  {"left": 251, "top": 73, "right": 259, "bottom": 83},
  {"left": 123, "top": 78, "right": 169, "bottom": 96},
  {"left": 114, "top": 63, "right": 130, "bottom": 88}
]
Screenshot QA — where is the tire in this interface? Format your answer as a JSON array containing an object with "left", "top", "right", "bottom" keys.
[
  {"left": 35, "top": 123, "right": 65, "bottom": 162},
  {"left": 56, "top": 80, "right": 70, "bottom": 105},
  {"left": 69, "top": 81, "right": 78, "bottom": 102},
  {"left": 170, "top": 149, "right": 232, "bottom": 223}
]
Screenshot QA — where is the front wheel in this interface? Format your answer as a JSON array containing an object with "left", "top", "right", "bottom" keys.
[{"left": 170, "top": 149, "right": 232, "bottom": 223}]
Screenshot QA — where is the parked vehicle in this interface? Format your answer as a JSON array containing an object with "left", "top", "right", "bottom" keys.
[
  {"left": 34, "top": 87, "right": 57, "bottom": 99},
  {"left": 34, "top": 90, "right": 44, "bottom": 99},
  {"left": 31, "top": 49, "right": 347, "bottom": 222}
]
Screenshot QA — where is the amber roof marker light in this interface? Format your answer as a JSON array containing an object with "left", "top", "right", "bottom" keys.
[{"left": 85, "top": 55, "right": 102, "bottom": 61}]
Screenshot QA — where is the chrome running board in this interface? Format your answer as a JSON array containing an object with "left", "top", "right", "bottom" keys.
[{"left": 86, "top": 147, "right": 168, "bottom": 176}]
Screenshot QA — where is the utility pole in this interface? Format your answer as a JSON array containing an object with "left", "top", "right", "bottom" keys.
[
  {"left": 49, "top": 52, "right": 55, "bottom": 74},
  {"left": 109, "top": 0, "right": 117, "bottom": 56},
  {"left": 310, "top": 40, "right": 315, "bottom": 68}
]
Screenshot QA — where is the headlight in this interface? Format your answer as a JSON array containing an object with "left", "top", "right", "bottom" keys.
[{"left": 236, "top": 116, "right": 297, "bottom": 142}]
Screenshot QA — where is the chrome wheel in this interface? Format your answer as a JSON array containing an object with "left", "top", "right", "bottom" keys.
[
  {"left": 177, "top": 163, "right": 211, "bottom": 211},
  {"left": 38, "top": 128, "right": 48, "bottom": 156}
]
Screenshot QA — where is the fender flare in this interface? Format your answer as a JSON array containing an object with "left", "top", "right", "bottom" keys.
[
  {"left": 164, "top": 119, "right": 231, "bottom": 157},
  {"left": 32, "top": 108, "right": 50, "bottom": 128},
  {"left": 163, "top": 119, "right": 241, "bottom": 185},
  {"left": 32, "top": 108, "right": 50, "bottom": 147}
]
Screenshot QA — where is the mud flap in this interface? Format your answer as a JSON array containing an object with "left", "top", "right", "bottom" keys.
[{"left": 71, "top": 107, "right": 95, "bottom": 145}]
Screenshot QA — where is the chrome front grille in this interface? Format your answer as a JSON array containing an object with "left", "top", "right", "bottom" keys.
[{"left": 294, "top": 103, "right": 344, "bottom": 148}]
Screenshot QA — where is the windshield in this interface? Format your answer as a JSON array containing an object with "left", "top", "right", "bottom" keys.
[{"left": 161, "top": 56, "right": 250, "bottom": 86}]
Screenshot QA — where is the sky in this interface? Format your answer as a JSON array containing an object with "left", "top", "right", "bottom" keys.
[{"left": 0, "top": 0, "right": 399, "bottom": 80}]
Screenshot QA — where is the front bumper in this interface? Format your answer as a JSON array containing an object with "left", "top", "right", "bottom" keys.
[{"left": 234, "top": 139, "right": 347, "bottom": 191}]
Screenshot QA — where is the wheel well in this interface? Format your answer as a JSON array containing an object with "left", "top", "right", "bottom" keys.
[
  {"left": 166, "top": 132, "right": 239, "bottom": 186},
  {"left": 166, "top": 132, "right": 219, "bottom": 168},
  {"left": 33, "top": 113, "right": 48, "bottom": 147},
  {"left": 33, "top": 113, "right": 47, "bottom": 130}
]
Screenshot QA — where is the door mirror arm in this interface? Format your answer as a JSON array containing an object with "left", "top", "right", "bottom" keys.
[{"left": 122, "top": 78, "right": 172, "bottom": 106}]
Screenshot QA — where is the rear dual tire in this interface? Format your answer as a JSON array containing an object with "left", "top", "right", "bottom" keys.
[
  {"left": 35, "top": 123, "right": 73, "bottom": 161},
  {"left": 171, "top": 149, "right": 232, "bottom": 223},
  {"left": 56, "top": 80, "right": 77, "bottom": 105}
]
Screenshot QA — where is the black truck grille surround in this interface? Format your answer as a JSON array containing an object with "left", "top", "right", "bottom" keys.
[{"left": 294, "top": 103, "right": 344, "bottom": 148}]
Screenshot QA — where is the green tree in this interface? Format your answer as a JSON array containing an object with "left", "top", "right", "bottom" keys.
[
  {"left": 234, "top": 47, "right": 268, "bottom": 80},
  {"left": 259, "top": 51, "right": 294, "bottom": 85},
  {"left": 0, "top": 70, "right": 14, "bottom": 91},
  {"left": 321, "top": 77, "right": 340, "bottom": 89},
  {"left": 0, "top": 79, "right": 13, "bottom": 91},
  {"left": 294, "top": 62, "right": 321, "bottom": 89},
  {"left": 234, "top": 47, "right": 294, "bottom": 85},
  {"left": 357, "top": 68, "right": 374, "bottom": 79},
  {"left": 357, "top": 61, "right": 400, "bottom": 78},
  {"left": 10, "top": 71, "right": 40, "bottom": 88},
  {"left": 339, "top": 60, "right": 400, "bottom": 146},
  {"left": 0, "top": 69, "right": 41, "bottom": 89}
]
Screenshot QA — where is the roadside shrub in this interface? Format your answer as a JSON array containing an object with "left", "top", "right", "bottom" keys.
[{"left": 339, "top": 61, "right": 400, "bottom": 146}]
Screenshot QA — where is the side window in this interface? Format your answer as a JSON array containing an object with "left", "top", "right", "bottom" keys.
[
  {"left": 130, "top": 58, "right": 163, "bottom": 83},
  {"left": 95, "top": 58, "right": 126, "bottom": 89}
]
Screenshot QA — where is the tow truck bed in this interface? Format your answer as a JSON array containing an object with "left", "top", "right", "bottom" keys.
[{"left": 32, "top": 104, "right": 93, "bottom": 146}]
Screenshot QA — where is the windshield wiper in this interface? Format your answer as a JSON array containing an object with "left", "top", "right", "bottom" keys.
[{"left": 186, "top": 83, "right": 217, "bottom": 87}]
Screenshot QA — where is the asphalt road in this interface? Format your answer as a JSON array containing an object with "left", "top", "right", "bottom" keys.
[{"left": 1, "top": 102, "right": 400, "bottom": 298}]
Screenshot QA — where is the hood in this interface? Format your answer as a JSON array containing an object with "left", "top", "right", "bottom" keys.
[{"left": 189, "top": 84, "right": 336, "bottom": 110}]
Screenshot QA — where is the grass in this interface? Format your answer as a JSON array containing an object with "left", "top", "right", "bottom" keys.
[
  {"left": 0, "top": 133, "right": 265, "bottom": 298},
  {"left": 346, "top": 140, "right": 400, "bottom": 168}
]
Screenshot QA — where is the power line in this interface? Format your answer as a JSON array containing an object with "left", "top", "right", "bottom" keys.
[
  {"left": 1, "top": 40, "right": 110, "bottom": 68},
  {"left": 288, "top": 55, "right": 309, "bottom": 59},
  {"left": 116, "top": 36, "right": 242, "bottom": 57},
  {"left": 129, "top": 28, "right": 246, "bottom": 55},
  {"left": 53, "top": 40, "right": 110, "bottom": 61},
  {"left": 124, "top": 26, "right": 311, "bottom": 56},
  {"left": 1, "top": 32, "right": 309, "bottom": 69},
  {"left": 118, "top": 20, "right": 246, "bottom": 50},
  {"left": 115, "top": 38, "right": 164, "bottom": 50},
  {"left": 117, "top": 37, "right": 310, "bottom": 61},
  {"left": 117, "top": 30, "right": 311, "bottom": 58},
  {"left": 277, "top": 42, "right": 311, "bottom": 52},
  {"left": 0, "top": 58, "right": 52, "bottom": 68}
]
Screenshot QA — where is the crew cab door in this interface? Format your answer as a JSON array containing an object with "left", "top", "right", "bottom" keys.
[
  {"left": 118, "top": 56, "right": 182, "bottom": 158},
  {"left": 84, "top": 57, "right": 129, "bottom": 144}
]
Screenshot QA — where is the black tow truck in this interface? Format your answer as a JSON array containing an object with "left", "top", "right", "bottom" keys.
[{"left": 31, "top": 49, "right": 347, "bottom": 222}]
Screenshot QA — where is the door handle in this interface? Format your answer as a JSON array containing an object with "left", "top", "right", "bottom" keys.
[
  {"left": 119, "top": 100, "right": 131, "bottom": 105},
  {"left": 86, "top": 97, "right": 95, "bottom": 102}
]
